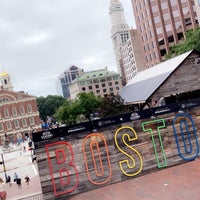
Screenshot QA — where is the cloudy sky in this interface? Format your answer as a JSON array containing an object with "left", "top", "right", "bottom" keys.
[{"left": 0, "top": 0, "right": 135, "bottom": 97}]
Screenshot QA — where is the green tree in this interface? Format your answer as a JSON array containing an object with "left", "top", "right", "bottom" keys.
[
  {"left": 37, "top": 95, "right": 66, "bottom": 121},
  {"left": 55, "top": 92, "right": 101, "bottom": 124},
  {"left": 166, "top": 28, "right": 200, "bottom": 58},
  {"left": 99, "top": 93, "right": 128, "bottom": 118},
  {"left": 75, "top": 92, "right": 101, "bottom": 121},
  {"left": 55, "top": 100, "right": 80, "bottom": 125}
]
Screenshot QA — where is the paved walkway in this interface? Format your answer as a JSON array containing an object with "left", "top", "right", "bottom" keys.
[
  {"left": 0, "top": 142, "right": 42, "bottom": 200},
  {"left": 5, "top": 175, "right": 42, "bottom": 200},
  {"left": 69, "top": 158, "right": 200, "bottom": 200}
]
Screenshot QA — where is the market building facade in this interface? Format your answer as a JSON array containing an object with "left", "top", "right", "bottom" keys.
[{"left": 0, "top": 71, "right": 41, "bottom": 144}]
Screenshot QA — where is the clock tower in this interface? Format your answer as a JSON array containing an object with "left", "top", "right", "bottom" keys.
[{"left": 109, "top": 0, "right": 130, "bottom": 76}]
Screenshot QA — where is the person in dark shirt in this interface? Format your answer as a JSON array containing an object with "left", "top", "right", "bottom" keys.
[
  {"left": 16, "top": 178, "right": 22, "bottom": 189},
  {"left": 24, "top": 175, "right": 30, "bottom": 186},
  {"left": 6, "top": 175, "right": 11, "bottom": 187}
]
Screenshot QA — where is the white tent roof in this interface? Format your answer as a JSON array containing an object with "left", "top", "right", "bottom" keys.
[{"left": 119, "top": 50, "right": 193, "bottom": 104}]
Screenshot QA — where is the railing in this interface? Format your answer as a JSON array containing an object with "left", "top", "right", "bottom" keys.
[
  {"left": 19, "top": 193, "right": 43, "bottom": 200},
  {"left": 33, "top": 97, "right": 200, "bottom": 147}
]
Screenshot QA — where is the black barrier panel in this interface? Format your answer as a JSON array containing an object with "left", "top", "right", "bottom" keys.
[{"left": 32, "top": 98, "right": 200, "bottom": 147}]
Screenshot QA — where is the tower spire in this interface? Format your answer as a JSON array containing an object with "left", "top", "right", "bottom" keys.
[
  {"left": 109, "top": 0, "right": 130, "bottom": 76},
  {"left": 0, "top": 70, "right": 13, "bottom": 91}
]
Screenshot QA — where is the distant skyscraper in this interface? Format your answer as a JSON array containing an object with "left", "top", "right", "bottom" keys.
[
  {"left": 109, "top": 0, "right": 130, "bottom": 76},
  {"left": 194, "top": 0, "right": 200, "bottom": 24},
  {"left": 56, "top": 65, "right": 84, "bottom": 99},
  {"left": 130, "top": 0, "right": 198, "bottom": 67},
  {"left": 120, "top": 29, "right": 147, "bottom": 84}
]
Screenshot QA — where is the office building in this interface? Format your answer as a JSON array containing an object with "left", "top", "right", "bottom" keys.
[
  {"left": 130, "top": 0, "right": 198, "bottom": 67},
  {"left": 56, "top": 65, "right": 84, "bottom": 98},
  {"left": 120, "top": 29, "right": 147, "bottom": 84},
  {"left": 69, "top": 67, "right": 122, "bottom": 100},
  {"left": 194, "top": 0, "right": 200, "bottom": 24}
]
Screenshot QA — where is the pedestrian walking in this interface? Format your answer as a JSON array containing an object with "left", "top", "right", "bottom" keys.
[
  {"left": 0, "top": 178, "right": 6, "bottom": 200},
  {"left": 23, "top": 146, "right": 26, "bottom": 153},
  {"left": 16, "top": 178, "right": 22, "bottom": 190},
  {"left": 24, "top": 175, "right": 30, "bottom": 186},
  {"left": 6, "top": 175, "right": 11, "bottom": 187},
  {"left": 13, "top": 173, "right": 18, "bottom": 182}
]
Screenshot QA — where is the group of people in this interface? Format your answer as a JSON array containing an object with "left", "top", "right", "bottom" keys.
[
  {"left": 13, "top": 173, "right": 30, "bottom": 188},
  {"left": 0, "top": 173, "right": 30, "bottom": 200}
]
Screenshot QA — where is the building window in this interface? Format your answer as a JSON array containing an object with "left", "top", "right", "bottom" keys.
[
  {"left": 88, "top": 86, "right": 92, "bottom": 90},
  {"left": 29, "top": 117, "right": 35, "bottom": 125},
  {"left": 14, "top": 120, "right": 20, "bottom": 128},
  {"left": 95, "top": 85, "right": 99, "bottom": 89},
  {"left": 0, "top": 123, "right": 4, "bottom": 131},
  {"left": 103, "top": 89, "right": 107, "bottom": 93},
  {"left": 102, "top": 83, "right": 105, "bottom": 87},
  {"left": 12, "top": 107, "right": 17, "bottom": 116},
  {"left": 116, "top": 86, "right": 120, "bottom": 90},
  {"left": 82, "top": 87, "right": 86, "bottom": 91},
  {"left": 161, "top": 2, "right": 167, "bottom": 9},
  {"left": 100, "top": 79, "right": 106, "bottom": 82},
  {"left": 96, "top": 90, "right": 100, "bottom": 94},
  {"left": 0, "top": 98, "right": 9, "bottom": 103},
  {"left": 115, "top": 81, "right": 119, "bottom": 85},
  {"left": 86, "top": 80, "right": 92, "bottom": 85},
  {"left": 27, "top": 104, "right": 32, "bottom": 113},
  {"left": 22, "top": 118, "right": 27, "bottom": 127},
  {"left": 108, "top": 82, "right": 112, "bottom": 86},
  {"left": 20, "top": 106, "right": 25, "bottom": 115},
  {"left": 6, "top": 121, "right": 12, "bottom": 130},
  {"left": 152, "top": 5, "right": 158, "bottom": 13},
  {"left": 79, "top": 81, "right": 85, "bottom": 86},
  {"left": 113, "top": 76, "right": 118, "bottom": 80},
  {"left": 110, "top": 88, "right": 113, "bottom": 92},
  {"left": 4, "top": 109, "right": 9, "bottom": 118}
]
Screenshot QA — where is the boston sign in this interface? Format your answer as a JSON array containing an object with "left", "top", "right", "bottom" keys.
[{"left": 33, "top": 104, "right": 200, "bottom": 198}]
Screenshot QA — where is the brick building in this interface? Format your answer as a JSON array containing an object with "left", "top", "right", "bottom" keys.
[{"left": 0, "top": 71, "right": 41, "bottom": 144}]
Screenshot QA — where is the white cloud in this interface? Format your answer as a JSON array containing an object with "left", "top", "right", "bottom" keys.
[{"left": 0, "top": 0, "right": 134, "bottom": 97}]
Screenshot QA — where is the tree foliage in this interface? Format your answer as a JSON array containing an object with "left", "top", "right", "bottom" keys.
[
  {"left": 45, "top": 93, "right": 130, "bottom": 125},
  {"left": 166, "top": 28, "right": 200, "bottom": 59},
  {"left": 55, "top": 100, "right": 80, "bottom": 125},
  {"left": 37, "top": 95, "right": 66, "bottom": 121},
  {"left": 55, "top": 92, "right": 101, "bottom": 124},
  {"left": 99, "top": 93, "right": 128, "bottom": 118},
  {"left": 75, "top": 92, "right": 101, "bottom": 121}
]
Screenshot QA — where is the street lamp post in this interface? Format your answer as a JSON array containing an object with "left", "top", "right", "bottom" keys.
[
  {"left": 0, "top": 148, "right": 7, "bottom": 181},
  {"left": 1, "top": 154, "right": 7, "bottom": 181},
  {"left": 29, "top": 127, "right": 36, "bottom": 162}
]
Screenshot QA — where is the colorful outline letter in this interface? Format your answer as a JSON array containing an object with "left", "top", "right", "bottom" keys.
[
  {"left": 114, "top": 126, "right": 143, "bottom": 176},
  {"left": 142, "top": 119, "right": 167, "bottom": 168},
  {"left": 82, "top": 133, "right": 112, "bottom": 185},
  {"left": 172, "top": 113, "right": 199, "bottom": 161},
  {"left": 46, "top": 141, "right": 79, "bottom": 196}
]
